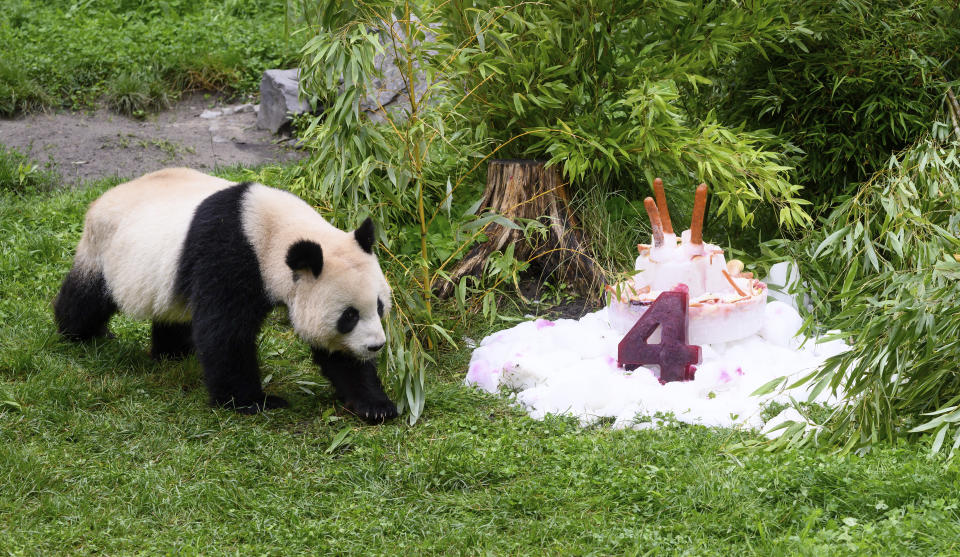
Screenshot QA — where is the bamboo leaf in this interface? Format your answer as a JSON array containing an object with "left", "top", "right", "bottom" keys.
[
  {"left": 752, "top": 376, "right": 787, "bottom": 397},
  {"left": 931, "top": 424, "right": 949, "bottom": 455},
  {"left": 326, "top": 427, "right": 354, "bottom": 454},
  {"left": 841, "top": 259, "right": 859, "bottom": 296},
  {"left": 814, "top": 226, "right": 849, "bottom": 257}
]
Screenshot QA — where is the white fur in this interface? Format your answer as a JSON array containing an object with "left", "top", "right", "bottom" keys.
[
  {"left": 241, "top": 185, "right": 391, "bottom": 358},
  {"left": 77, "top": 168, "right": 232, "bottom": 321}
]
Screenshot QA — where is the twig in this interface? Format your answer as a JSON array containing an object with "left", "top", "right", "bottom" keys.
[{"left": 947, "top": 87, "right": 960, "bottom": 139}]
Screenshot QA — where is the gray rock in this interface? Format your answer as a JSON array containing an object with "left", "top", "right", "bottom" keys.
[
  {"left": 257, "top": 69, "right": 311, "bottom": 134},
  {"left": 358, "top": 16, "right": 438, "bottom": 123},
  {"left": 257, "top": 17, "right": 440, "bottom": 132}
]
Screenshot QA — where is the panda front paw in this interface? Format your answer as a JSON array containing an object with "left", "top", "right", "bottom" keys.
[{"left": 346, "top": 398, "right": 398, "bottom": 424}]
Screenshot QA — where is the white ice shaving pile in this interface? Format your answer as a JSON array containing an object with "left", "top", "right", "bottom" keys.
[{"left": 466, "top": 297, "right": 849, "bottom": 434}]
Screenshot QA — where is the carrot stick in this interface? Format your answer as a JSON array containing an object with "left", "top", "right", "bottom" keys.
[
  {"left": 722, "top": 270, "right": 747, "bottom": 296},
  {"left": 643, "top": 197, "right": 664, "bottom": 247},
  {"left": 690, "top": 183, "right": 707, "bottom": 245},
  {"left": 652, "top": 177, "right": 673, "bottom": 234}
]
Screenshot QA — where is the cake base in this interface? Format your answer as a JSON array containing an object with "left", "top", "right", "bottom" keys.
[{"left": 607, "top": 283, "right": 768, "bottom": 345}]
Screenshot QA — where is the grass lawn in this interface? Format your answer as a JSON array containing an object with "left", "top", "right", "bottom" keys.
[
  {"left": 2, "top": 171, "right": 960, "bottom": 554},
  {"left": 0, "top": 0, "right": 296, "bottom": 116}
]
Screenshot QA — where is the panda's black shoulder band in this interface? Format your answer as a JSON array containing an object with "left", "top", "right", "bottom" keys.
[{"left": 286, "top": 240, "right": 324, "bottom": 277}]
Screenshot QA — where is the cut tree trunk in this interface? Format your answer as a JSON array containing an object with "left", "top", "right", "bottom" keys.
[{"left": 437, "top": 159, "right": 602, "bottom": 298}]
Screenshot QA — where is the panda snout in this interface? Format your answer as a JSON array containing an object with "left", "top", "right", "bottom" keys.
[{"left": 366, "top": 342, "right": 385, "bottom": 353}]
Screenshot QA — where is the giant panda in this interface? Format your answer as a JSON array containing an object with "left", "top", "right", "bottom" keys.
[{"left": 53, "top": 168, "right": 398, "bottom": 422}]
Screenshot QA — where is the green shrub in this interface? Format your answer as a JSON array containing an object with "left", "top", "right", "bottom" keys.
[
  {"left": 166, "top": 51, "right": 244, "bottom": 93},
  {"left": 716, "top": 0, "right": 960, "bottom": 199},
  {"left": 759, "top": 130, "right": 960, "bottom": 455},
  {"left": 440, "top": 0, "right": 811, "bottom": 232},
  {"left": 288, "top": 0, "right": 960, "bottom": 452}
]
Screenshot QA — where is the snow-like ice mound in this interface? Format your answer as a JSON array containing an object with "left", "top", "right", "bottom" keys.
[{"left": 466, "top": 300, "right": 848, "bottom": 433}]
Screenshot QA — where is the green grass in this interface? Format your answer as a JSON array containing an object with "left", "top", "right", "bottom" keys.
[
  {"left": 3, "top": 176, "right": 960, "bottom": 554},
  {"left": 0, "top": 0, "right": 297, "bottom": 116}
]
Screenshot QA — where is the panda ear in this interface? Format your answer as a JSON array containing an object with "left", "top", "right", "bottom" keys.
[
  {"left": 354, "top": 217, "right": 375, "bottom": 254},
  {"left": 286, "top": 240, "right": 324, "bottom": 278}
]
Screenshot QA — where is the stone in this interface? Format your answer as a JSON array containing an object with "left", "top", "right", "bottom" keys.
[
  {"left": 256, "top": 17, "right": 439, "bottom": 131},
  {"left": 232, "top": 103, "right": 256, "bottom": 114},
  {"left": 358, "top": 17, "right": 437, "bottom": 123},
  {"left": 257, "top": 69, "right": 312, "bottom": 134}
]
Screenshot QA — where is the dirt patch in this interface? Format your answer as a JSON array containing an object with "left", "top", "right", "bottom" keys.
[
  {"left": 518, "top": 278, "right": 603, "bottom": 321},
  {"left": 0, "top": 94, "right": 304, "bottom": 185}
]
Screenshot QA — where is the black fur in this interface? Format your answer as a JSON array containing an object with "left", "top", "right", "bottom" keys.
[
  {"left": 337, "top": 307, "right": 360, "bottom": 334},
  {"left": 312, "top": 347, "right": 397, "bottom": 423},
  {"left": 354, "top": 217, "right": 375, "bottom": 254},
  {"left": 286, "top": 240, "right": 324, "bottom": 277},
  {"left": 54, "top": 266, "right": 117, "bottom": 341},
  {"left": 173, "top": 183, "right": 394, "bottom": 418},
  {"left": 174, "top": 183, "right": 282, "bottom": 413},
  {"left": 151, "top": 321, "right": 194, "bottom": 360}
]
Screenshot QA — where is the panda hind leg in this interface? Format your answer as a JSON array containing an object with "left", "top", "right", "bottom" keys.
[
  {"left": 151, "top": 321, "right": 195, "bottom": 361},
  {"left": 312, "top": 348, "right": 398, "bottom": 424},
  {"left": 54, "top": 265, "right": 117, "bottom": 341}
]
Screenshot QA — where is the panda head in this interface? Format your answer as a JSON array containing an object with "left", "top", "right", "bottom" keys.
[{"left": 284, "top": 217, "right": 391, "bottom": 360}]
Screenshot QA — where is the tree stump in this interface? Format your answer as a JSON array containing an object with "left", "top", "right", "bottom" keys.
[{"left": 437, "top": 159, "right": 601, "bottom": 298}]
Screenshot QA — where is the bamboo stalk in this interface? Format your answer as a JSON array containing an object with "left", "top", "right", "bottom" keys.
[
  {"left": 643, "top": 197, "right": 664, "bottom": 247},
  {"left": 690, "top": 183, "right": 708, "bottom": 245},
  {"left": 652, "top": 177, "right": 673, "bottom": 234},
  {"left": 947, "top": 87, "right": 960, "bottom": 138},
  {"left": 948, "top": 87, "right": 960, "bottom": 118}
]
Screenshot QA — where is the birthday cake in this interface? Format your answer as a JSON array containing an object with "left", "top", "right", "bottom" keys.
[
  {"left": 606, "top": 180, "right": 767, "bottom": 344},
  {"left": 465, "top": 177, "right": 849, "bottom": 431}
]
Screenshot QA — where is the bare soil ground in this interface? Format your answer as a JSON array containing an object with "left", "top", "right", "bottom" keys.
[{"left": 0, "top": 94, "right": 303, "bottom": 185}]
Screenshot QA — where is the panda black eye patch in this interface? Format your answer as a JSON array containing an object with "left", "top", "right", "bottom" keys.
[
  {"left": 337, "top": 306, "right": 360, "bottom": 334},
  {"left": 377, "top": 298, "right": 384, "bottom": 318}
]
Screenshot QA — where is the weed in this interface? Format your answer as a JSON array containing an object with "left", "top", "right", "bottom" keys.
[
  {"left": 0, "top": 58, "right": 51, "bottom": 116},
  {"left": 104, "top": 70, "right": 173, "bottom": 117},
  {"left": 0, "top": 146, "right": 59, "bottom": 194},
  {"left": 166, "top": 51, "right": 244, "bottom": 93}
]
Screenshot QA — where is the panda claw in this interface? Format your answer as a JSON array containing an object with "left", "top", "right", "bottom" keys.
[{"left": 345, "top": 399, "right": 398, "bottom": 424}]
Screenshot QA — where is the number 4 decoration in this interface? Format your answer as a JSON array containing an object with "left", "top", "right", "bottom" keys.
[{"left": 618, "top": 290, "right": 702, "bottom": 383}]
